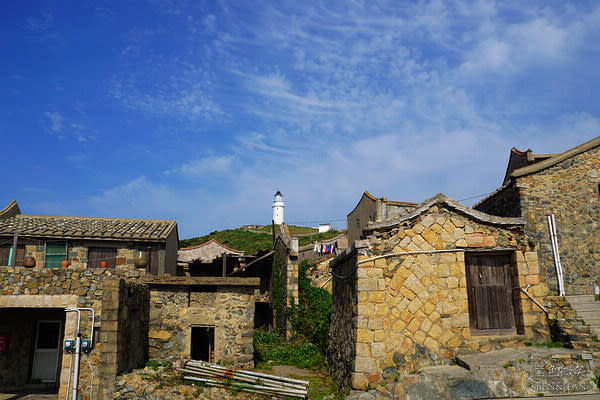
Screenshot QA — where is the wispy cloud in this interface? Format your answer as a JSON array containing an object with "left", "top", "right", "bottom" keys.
[
  {"left": 167, "top": 155, "right": 235, "bottom": 177},
  {"left": 43, "top": 111, "right": 64, "bottom": 134}
]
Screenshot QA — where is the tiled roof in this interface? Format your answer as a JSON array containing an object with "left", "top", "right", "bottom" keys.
[
  {"left": 178, "top": 239, "right": 244, "bottom": 263},
  {"left": 366, "top": 193, "right": 523, "bottom": 232},
  {"left": 0, "top": 214, "right": 177, "bottom": 241}
]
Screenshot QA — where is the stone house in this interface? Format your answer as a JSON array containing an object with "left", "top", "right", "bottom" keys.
[
  {"left": 0, "top": 202, "right": 260, "bottom": 400},
  {"left": 177, "top": 239, "right": 247, "bottom": 276},
  {"left": 347, "top": 191, "right": 418, "bottom": 244},
  {"left": 0, "top": 200, "right": 179, "bottom": 275},
  {"left": 474, "top": 136, "right": 600, "bottom": 295},
  {"left": 328, "top": 194, "right": 549, "bottom": 390}
]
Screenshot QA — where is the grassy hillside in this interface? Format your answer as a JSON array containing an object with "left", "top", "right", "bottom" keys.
[
  {"left": 180, "top": 225, "right": 346, "bottom": 255},
  {"left": 179, "top": 229, "right": 273, "bottom": 255}
]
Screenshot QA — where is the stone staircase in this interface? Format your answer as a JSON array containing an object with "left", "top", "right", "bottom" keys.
[
  {"left": 566, "top": 295, "right": 600, "bottom": 339},
  {"left": 545, "top": 295, "right": 600, "bottom": 354}
]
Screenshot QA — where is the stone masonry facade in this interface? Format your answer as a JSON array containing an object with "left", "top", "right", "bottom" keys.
[
  {"left": 0, "top": 265, "right": 147, "bottom": 400},
  {"left": 20, "top": 242, "right": 163, "bottom": 270},
  {"left": 476, "top": 142, "right": 600, "bottom": 295},
  {"left": 148, "top": 283, "right": 255, "bottom": 369},
  {"left": 329, "top": 197, "right": 551, "bottom": 390},
  {"left": 0, "top": 266, "right": 258, "bottom": 400}
]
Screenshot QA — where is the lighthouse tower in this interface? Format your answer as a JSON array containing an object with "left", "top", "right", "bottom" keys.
[{"left": 272, "top": 190, "right": 284, "bottom": 225}]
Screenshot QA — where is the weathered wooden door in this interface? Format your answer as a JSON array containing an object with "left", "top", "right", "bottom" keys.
[{"left": 465, "top": 253, "right": 515, "bottom": 332}]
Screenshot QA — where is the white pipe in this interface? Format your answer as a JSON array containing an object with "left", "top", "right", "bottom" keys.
[
  {"left": 551, "top": 214, "right": 566, "bottom": 296},
  {"left": 547, "top": 214, "right": 565, "bottom": 296},
  {"left": 65, "top": 307, "right": 96, "bottom": 400},
  {"left": 65, "top": 354, "right": 73, "bottom": 400}
]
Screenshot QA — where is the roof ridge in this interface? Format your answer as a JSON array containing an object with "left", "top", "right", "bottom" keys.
[
  {"left": 512, "top": 136, "right": 600, "bottom": 178},
  {"left": 366, "top": 193, "right": 523, "bottom": 231},
  {"left": 15, "top": 214, "right": 176, "bottom": 223}
]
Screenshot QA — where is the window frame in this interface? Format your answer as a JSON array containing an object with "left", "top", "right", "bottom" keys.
[{"left": 44, "top": 240, "right": 68, "bottom": 268}]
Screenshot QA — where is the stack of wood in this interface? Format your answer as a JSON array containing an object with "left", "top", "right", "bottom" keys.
[{"left": 179, "top": 360, "right": 309, "bottom": 399}]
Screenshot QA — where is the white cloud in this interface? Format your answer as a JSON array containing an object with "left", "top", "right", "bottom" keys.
[
  {"left": 167, "top": 155, "right": 235, "bottom": 177},
  {"left": 43, "top": 111, "right": 64, "bottom": 134}
]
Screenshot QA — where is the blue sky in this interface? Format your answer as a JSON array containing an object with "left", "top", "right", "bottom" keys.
[{"left": 1, "top": 1, "right": 599, "bottom": 238}]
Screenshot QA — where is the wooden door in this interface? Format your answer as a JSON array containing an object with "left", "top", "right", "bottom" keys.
[{"left": 465, "top": 253, "right": 515, "bottom": 332}]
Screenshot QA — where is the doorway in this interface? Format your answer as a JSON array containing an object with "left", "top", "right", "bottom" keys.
[
  {"left": 465, "top": 252, "right": 517, "bottom": 334},
  {"left": 190, "top": 326, "right": 214, "bottom": 362},
  {"left": 31, "top": 320, "right": 62, "bottom": 383}
]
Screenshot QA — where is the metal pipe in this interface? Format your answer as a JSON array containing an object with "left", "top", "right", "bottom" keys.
[
  {"left": 513, "top": 284, "right": 548, "bottom": 318},
  {"left": 547, "top": 214, "right": 565, "bottom": 296},
  {"left": 551, "top": 214, "right": 566, "bottom": 296},
  {"left": 65, "top": 307, "right": 95, "bottom": 400},
  {"left": 357, "top": 248, "right": 463, "bottom": 265}
]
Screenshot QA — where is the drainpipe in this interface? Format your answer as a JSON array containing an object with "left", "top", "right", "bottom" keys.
[{"left": 547, "top": 214, "right": 565, "bottom": 296}]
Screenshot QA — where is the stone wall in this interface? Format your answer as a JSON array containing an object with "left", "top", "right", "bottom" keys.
[
  {"left": 327, "top": 247, "right": 359, "bottom": 391},
  {"left": 474, "top": 183, "right": 521, "bottom": 217},
  {"left": 8, "top": 242, "right": 166, "bottom": 272},
  {"left": 516, "top": 146, "right": 600, "bottom": 294},
  {"left": 148, "top": 284, "right": 255, "bottom": 369},
  {"left": 273, "top": 224, "right": 298, "bottom": 336},
  {"left": 339, "top": 204, "right": 551, "bottom": 390},
  {"left": 0, "top": 266, "right": 147, "bottom": 400}
]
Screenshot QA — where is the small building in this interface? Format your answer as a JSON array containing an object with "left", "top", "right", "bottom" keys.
[
  {"left": 328, "top": 194, "right": 549, "bottom": 390},
  {"left": 0, "top": 200, "right": 178, "bottom": 275},
  {"left": 474, "top": 136, "right": 600, "bottom": 295},
  {"left": 346, "top": 191, "right": 418, "bottom": 244},
  {"left": 177, "top": 239, "right": 248, "bottom": 276},
  {"left": 319, "top": 223, "right": 333, "bottom": 233}
]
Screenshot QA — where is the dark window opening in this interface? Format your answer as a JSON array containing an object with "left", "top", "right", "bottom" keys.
[
  {"left": 254, "top": 302, "right": 273, "bottom": 330},
  {"left": 0, "top": 244, "right": 25, "bottom": 266},
  {"left": 596, "top": 182, "right": 600, "bottom": 201},
  {"left": 88, "top": 247, "right": 117, "bottom": 269},
  {"left": 190, "top": 326, "right": 214, "bottom": 362}
]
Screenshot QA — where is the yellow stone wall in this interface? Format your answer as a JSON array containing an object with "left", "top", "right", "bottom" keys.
[{"left": 351, "top": 204, "right": 550, "bottom": 389}]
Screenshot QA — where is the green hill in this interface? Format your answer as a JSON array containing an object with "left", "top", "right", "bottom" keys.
[{"left": 179, "top": 225, "right": 346, "bottom": 255}]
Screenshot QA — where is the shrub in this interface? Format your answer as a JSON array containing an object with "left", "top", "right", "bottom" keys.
[{"left": 287, "top": 260, "right": 332, "bottom": 352}]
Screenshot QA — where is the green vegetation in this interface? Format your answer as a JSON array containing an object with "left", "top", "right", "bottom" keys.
[
  {"left": 272, "top": 253, "right": 285, "bottom": 335},
  {"left": 180, "top": 225, "right": 346, "bottom": 255},
  {"left": 288, "top": 260, "right": 332, "bottom": 352},
  {"left": 145, "top": 360, "right": 173, "bottom": 371},
  {"left": 253, "top": 329, "right": 324, "bottom": 369},
  {"left": 179, "top": 228, "right": 273, "bottom": 254},
  {"left": 535, "top": 340, "right": 564, "bottom": 348}
]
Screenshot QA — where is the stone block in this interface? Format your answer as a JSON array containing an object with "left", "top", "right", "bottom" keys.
[
  {"left": 407, "top": 318, "right": 421, "bottom": 334},
  {"left": 358, "top": 278, "right": 378, "bottom": 291},
  {"left": 399, "top": 287, "right": 416, "bottom": 300},
  {"left": 428, "top": 324, "right": 443, "bottom": 339},
  {"left": 372, "top": 342, "right": 386, "bottom": 358},
  {"left": 352, "top": 373, "right": 369, "bottom": 390},
  {"left": 392, "top": 319, "right": 407, "bottom": 331},
  {"left": 414, "top": 331, "right": 426, "bottom": 344},
  {"left": 370, "top": 291, "right": 386, "bottom": 303},
  {"left": 465, "top": 233, "right": 484, "bottom": 247},
  {"left": 357, "top": 342, "right": 371, "bottom": 357},
  {"left": 368, "top": 319, "right": 384, "bottom": 330},
  {"left": 424, "top": 337, "right": 440, "bottom": 353},
  {"left": 357, "top": 329, "right": 374, "bottom": 343},
  {"left": 355, "top": 357, "right": 378, "bottom": 373}
]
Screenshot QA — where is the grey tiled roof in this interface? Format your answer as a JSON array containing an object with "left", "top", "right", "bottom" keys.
[
  {"left": 0, "top": 214, "right": 177, "bottom": 241},
  {"left": 178, "top": 239, "right": 244, "bottom": 263}
]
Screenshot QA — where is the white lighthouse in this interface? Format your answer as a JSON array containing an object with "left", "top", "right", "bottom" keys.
[{"left": 272, "top": 190, "right": 284, "bottom": 225}]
